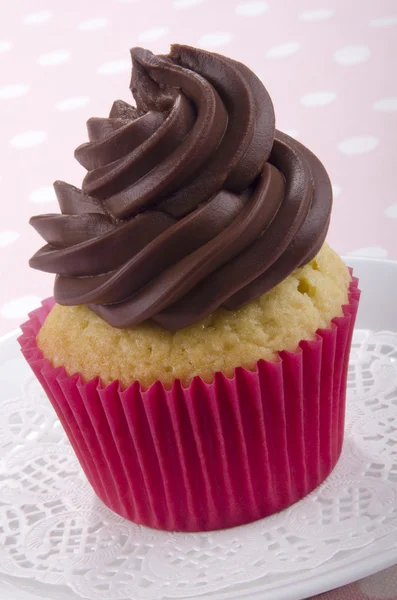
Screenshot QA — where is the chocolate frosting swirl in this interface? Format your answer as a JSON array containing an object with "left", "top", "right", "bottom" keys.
[{"left": 30, "top": 44, "right": 332, "bottom": 330}]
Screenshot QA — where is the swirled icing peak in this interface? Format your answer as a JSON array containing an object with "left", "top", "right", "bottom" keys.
[{"left": 30, "top": 44, "right": 332, "bottom": 330}]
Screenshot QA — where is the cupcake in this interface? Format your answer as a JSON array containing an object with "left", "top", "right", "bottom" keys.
[{"left": 20, "top": 44, "right": 359, "bottom": 532}]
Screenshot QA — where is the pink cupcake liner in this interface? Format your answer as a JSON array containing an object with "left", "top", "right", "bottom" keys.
[{"left": 18, "top": 277, "right": 360, "bottom": 532}]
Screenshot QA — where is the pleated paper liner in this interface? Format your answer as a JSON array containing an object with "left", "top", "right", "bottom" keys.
[{"left": 19, "top": 277, "right": 360, "bottom": 532}]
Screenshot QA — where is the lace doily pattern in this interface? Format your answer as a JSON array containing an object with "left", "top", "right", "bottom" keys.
[{"left": 0, "top": 330, "right": 397, "bottom": 600}]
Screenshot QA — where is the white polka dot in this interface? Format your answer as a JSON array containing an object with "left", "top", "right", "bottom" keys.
[
  {"left": 22, "top": 10, "right": 52, "bottom": 24},
  {"left": 266, "top": 42, "right": 301, "bottom": 59},
  {"left": 374, "top": 97, "right": 397, "bottom": 112},
  {"left": 0, "top": 232, "right": 20, "bottom": 248},
  {"left": 1, "top": 296, "right": 42, "bottom": 319},
  {"left": 347, "top": 247, "right": 388, "bottom": 259},
  {"left": 0, "top": 41, "right": 12, "bottom": 53},
  {"left": 301, "top": 91, "right": 336, "bottom": 107},
  {"left": 197, "top": 32, "right": 232, "bottom": 49},
  {"left": 333, "top": 45, "right": 370, "bottom": 65},
  {"left": 38, "top": 50, "right": 70, "bottom": 66},
  {"left": 283, "top": 129, "right": 299, "bottom": 138},
  {"left": 235, "top": 2, "right": 269, "bottom": 17},
  {"left": 370, "top": 16, "right": 397, "bottom": 28},
  {"left": 29, "top": 186, "right": 56, "bottom": 204},
  {"left": 385, "top": 204, "right": 397, "bottom": 219},
  {"left": 338, "top": 136, "right": 379, "bottom": 155},
  {"left": 299, "top": 8, "right": 334, "bottom": 21},
  {"left": 11, "top": 131, "right": 47, "bottom": 149},
  {"left": 137, "top": 27, "right": 170, "bottom": 42},
  {"left": 97, "top": 59, "right": 131, "bottom": 75},
  {"left": 56, "top": 96, "right": 90, "bottom": 111},
  {"left": 173, "top": 0, "right": 206, "bottom": 7},
  {"left": 0, "top": 84, "right": 30, "bottom": 99},
  {"left": 78, "top": 17, "right": 108, "bottom": 31},
  {"left": 332, "top": 184, "right": 342, "bottom": 198}
]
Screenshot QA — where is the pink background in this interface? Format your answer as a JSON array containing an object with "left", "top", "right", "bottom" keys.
[{"left": 1, "top": 0, "right": 396, "bottom": 597}]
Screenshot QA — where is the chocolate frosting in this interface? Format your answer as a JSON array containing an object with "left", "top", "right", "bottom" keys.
[{"left": 30, "top": 44, "right": 332, "bottom": 330}]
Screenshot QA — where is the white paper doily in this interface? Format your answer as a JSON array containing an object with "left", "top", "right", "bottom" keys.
[{"left": 1, "top": 327, "right": 397, "bottom": 600}]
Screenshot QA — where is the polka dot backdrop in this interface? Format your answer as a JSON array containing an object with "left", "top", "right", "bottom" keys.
[
  {"left": 2, "top": 0, "right": 397, "bottom": 334},
  {"left": 0, "top": 0, "right": 396, "bottom": 596}
]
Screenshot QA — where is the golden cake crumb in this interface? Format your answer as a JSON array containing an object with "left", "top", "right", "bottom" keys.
[{"left": 37, "top": 243, "right": 350, "bottom": 389}]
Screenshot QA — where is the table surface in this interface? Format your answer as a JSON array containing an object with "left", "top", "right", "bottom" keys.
[{"left": 1, "top": 0, "right": 396, "bottom": 597}]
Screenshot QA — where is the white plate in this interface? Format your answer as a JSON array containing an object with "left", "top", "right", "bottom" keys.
[{"left": 0, "top": 257, "right": 397, "bottom": 600}]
